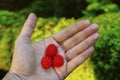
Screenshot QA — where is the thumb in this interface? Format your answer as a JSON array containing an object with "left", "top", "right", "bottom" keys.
[{"left": 19, "top": 13, "right": 37, "bottom": 40}]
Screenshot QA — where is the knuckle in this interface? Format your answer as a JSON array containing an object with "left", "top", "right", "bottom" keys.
[
  {"left": 63, "top": 29, "right": 70, "bottom": 39},
  {"left": 81, "top": 31, "right": 87, "bottom": 38},
  {"left": 80, "top": 54, "right": 86, "bottom": 60},
  {"left": 84, "top": 40, "right": 89, "bottom": 48}
]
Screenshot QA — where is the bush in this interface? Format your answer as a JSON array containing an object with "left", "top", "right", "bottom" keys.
[
  {"left": 0, "top": 10, "right": 25, "bottom": 70},
  {"left": 91, "top": 12, "right": 120, "bottom": 80},
  {"left": 83, "top": 0, "right": 119, "bottom": 17},
  {"left": 0, "top": 10, "right": 25, "bottom": 27},
  {"left": 19, "top": 0, "right": 88, "bottom": 18},
  {"left": 19, "top": 0, "right": 58, "bottom": 17},
  {"left": 0, "top": 10, "right": 120, "bottom": 80},
  {"left": 0, "top": 0, "right": 33, "bottom": 11},
  {"left": 111, "top": 0, "right": 120, "bottom": 7}
]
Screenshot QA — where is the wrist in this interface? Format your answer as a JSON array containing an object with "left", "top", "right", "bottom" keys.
[{"left": 2, "top": 72, "right": 22, "bottom": 80}]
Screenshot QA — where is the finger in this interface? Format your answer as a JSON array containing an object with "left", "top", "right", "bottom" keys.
[
  {"left": 52, "top": 20, "right": 91, "bottom": 43},
  {"left": 67, "top": 46, "right": 94, "bottom": 74},
  {"left": 19, "top": 13, "right": 37, "bottom": 39},
  {"left": 66, "top": 33, "right": 99, "bottom": 61},
  {"left": 62, "top": 24, "right": 98, "bottom": 51}
]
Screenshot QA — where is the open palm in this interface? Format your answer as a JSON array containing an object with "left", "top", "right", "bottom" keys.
[{"left": 10, "top": 13, "right": 99, "bottom": 80}]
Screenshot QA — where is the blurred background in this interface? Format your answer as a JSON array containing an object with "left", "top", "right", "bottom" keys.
[{"left": 0, "top": 0, "right": 120, "bottom": 80}]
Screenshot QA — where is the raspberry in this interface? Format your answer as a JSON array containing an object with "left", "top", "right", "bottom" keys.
[
  {"left": 53, "top": 55, "right": 64, "bottom": 67},
  {"left": 41, "top": 56, "right": 52, "bottom": 69},
  {"left": 45, "top": 44, "right": 57, "bottom": 57}
]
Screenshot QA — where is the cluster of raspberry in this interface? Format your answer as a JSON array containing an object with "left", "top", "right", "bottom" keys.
[{"left": 41, "top": 44, "right": 64, "bottom": 69}]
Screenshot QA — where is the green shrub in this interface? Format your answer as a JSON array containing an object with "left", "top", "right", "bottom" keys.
[
  {"left": 91, "top": 12, "right": 120, "bottom": 80},
  {"left": 0, "top": 28, "right": 14, "bottom": 70},
  {"left": 83, "top": 0, "right": 119, "bottom": 16},
  {"left": 19, "top": 0, "right": 88, "bottom": 18},
  {"left": 31, "top": 17, "right": 76, "bottom": 41},
  {"left": 0, "top": 10, "right": 25, "bottom": 70},
  {"left": 0, "top": 10, "right": 120, "bottom": 80},
  {"left": 0, "top": 10, "right": 25, "bottom": 27},
  {"left": 0, "top": 0, "right": 34, "bottom": 11},
  {"left": 19, "top": 0, "right": 59, "bottom": 17}
]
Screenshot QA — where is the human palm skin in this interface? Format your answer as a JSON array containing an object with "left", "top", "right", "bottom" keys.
[{"left": 9, "top": 13, "right": 99, "bottom": 80}]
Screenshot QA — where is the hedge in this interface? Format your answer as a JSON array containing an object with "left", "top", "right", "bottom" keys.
[
  {"left": 91, "top": 12, "right": 120, "bottom": 80},
  {"left": 0, "top": 11, "right": 120, "bottom": 80}
]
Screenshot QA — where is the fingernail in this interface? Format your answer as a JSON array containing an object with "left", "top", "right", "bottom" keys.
[
  {"left": 92, "top": 24, "right": 99, "bottom": 30},
  {"left": 90, "top": 46, "right": 94, "bottom": 52},
  {"left": 92, "top": 33, "right": 99, "bottom": 39},
  {"left": 88, "top": 46, "right": 94, "bottom": 55},
  {"left": 28, "top": 13, "right": 37, "bottom": 21},
  {"left": 83, "top": 20, "right": 90, "bottom": 25},
  {"left": 28, "top": 13, "right": 36, "bottom": 18}
]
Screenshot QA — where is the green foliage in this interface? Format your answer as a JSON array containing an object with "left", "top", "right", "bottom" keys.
[
  {"left": 83, "top": 0, "right": 119, "bottom": 16},
  {"left": 0, "top": 0, "right": 33, "bottom": 11},
  {"left": 19, "top": 0, "right": 59, "bottom": 17},
  {"left": 0, "top": 10, "right": 120, "bottom": 80},
  {"left": 1, "top": 0, "right": 119, "bottom": 18},
  {"left": 19, "top": 0, "right": 88, "bottom": 18},
  {"left": 0, "top": 10, "right": 25, "bottom": 27},
  {"left": 18, "top": 0, "right": 120, "bottom": 18},
  {"left": 31, "top": 17, "right": 76, "bottom": 41},
  {"left": 111, "top": 0, "right": 120, "bottom": 7},
  {"left": 91, "top": 12, "right": 120, "bottom": 80},
  {"left": 0, "top": 10, "right": 25, "bottom": 70},
  {"left": 0, "top": 28, "right": 14, "bottom": 70}
]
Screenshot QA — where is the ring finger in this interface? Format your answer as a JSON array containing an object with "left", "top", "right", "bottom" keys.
[
  {"left": 66, "top": 32, "right": 99, "bottom": 61},
  {"left": 61, "top": 24, "right": 98, "bottom": 52}
]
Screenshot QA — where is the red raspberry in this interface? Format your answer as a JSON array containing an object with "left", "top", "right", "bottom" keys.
[
  {"left": 45, "top": 44, "right": 57, "bottom": 57},
  {"left": 53, "top": 55, "right": 64, "bottom": 67},
  {"left": 41, "top": 56, "right": 52, "bottom": 69}
]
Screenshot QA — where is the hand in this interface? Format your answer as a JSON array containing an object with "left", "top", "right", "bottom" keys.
[{"left": 10, "top": 13, "right": 99, "bottom": 80}]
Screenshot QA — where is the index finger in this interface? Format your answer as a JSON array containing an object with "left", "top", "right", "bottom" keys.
[{"left": 52, "top": 20, "right": 91, "bottom": 43}]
